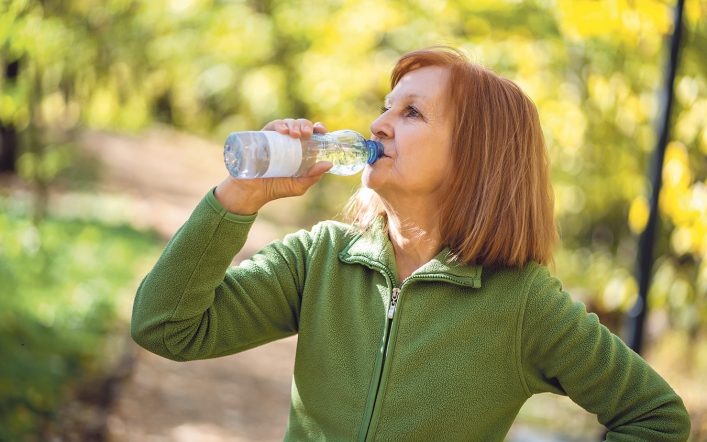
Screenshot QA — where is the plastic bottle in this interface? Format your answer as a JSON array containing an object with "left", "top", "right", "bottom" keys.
[{"left": 224, "top": 130, "right": 384, "bottom": 179}]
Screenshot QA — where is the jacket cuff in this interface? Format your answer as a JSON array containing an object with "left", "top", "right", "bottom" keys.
[{"left": 205, "top": 187, "right": 258, "bottom": 224}]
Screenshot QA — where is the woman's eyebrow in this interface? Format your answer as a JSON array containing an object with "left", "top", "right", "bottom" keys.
[{"left": 384, "top": 92, "right": 427, "bottom": 105}]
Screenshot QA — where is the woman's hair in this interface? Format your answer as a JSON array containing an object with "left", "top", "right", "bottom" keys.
[{"left": 343, "top": 47, "right": 558, "bottom": 268}]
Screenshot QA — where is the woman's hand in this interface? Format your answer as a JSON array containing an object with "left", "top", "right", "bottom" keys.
[{"left": 214, "top": 118, "right": 332, "bottom": 215}]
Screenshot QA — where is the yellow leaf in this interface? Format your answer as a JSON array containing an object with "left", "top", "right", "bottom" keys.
[
  {"left": 557, "top": 0, "right": 621, "bottom": 38},
  {"left": 629, "top": 195, "right": 649, "bottom": 234},
  {"left": 700, "top": 127, "right": 707, "bottom": 155},
  {"left": 671, "top": 226, "right": 693, "bottom": 255},
  {"left": 662, "top": 141, "right": 691, "bottom": 189},
  {"left": 685, "top": 0, "right": 705, "bottom": 27}
]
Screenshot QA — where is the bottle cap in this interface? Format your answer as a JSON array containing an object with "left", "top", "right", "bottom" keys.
[{"left": 366, "top": 140, "right": 384, "bottom": 164}]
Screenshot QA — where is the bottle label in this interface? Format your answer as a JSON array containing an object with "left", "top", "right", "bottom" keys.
[{"left": 262, "top": 131, "right": 303, "bottom": 177}]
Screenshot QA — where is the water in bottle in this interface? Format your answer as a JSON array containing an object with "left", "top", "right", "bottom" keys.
[{"left": 224, "top": 130, "right": 384, "bottom": 179}]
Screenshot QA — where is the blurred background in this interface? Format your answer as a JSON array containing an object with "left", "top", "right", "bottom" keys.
[{"left": 1, "top": 0, "right": 705, "bottom": 440}]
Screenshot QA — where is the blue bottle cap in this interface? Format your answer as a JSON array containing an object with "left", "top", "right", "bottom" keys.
[{"left": 366, "top": 140, "right": 384, "bottom": 164}]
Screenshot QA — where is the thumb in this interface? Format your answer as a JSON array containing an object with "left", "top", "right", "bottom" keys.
[
  {"left": 305, "top": 161, "right": 334, "bottom": 177},
  {"left": 290, "top": 161, "right": 333, "bottom": 194}
]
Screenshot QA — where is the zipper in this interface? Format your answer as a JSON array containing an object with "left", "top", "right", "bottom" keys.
[
  {"left": 362, "top": 275, "right": 433, "bottom": 441},
  {"left": 358, "top": 282, "right": 398, "bottom": 442},
  {"left": 360, "top": 285, "right": 406, "bottom": 441},
  {"left": 387, "top": 287, "right": 400, "bottom": 319}
]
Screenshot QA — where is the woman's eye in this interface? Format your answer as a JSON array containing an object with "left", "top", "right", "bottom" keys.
[
  {"left": 380, "top": 104, "right": 421, "bottom": 119},
  {"left": 405, "top": 105, "right": 421, "bottom": 118}
]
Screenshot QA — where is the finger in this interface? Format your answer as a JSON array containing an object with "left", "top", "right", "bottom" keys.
[
  {"left": 297, "top": 119, "right": 314, "bottom": 138},
  {"left": 275, "top": 120, "right": 289, "bottom": 134},
  {"left": 261, "top": 119, "right": 285, "bottom": 132},
  {"left": 303, "top": 161, "right": 333, "bottom": 177},
  {"left": 291, "top": 169, "right": 329, "bottom": 194},
  {"left": 286, "top": 118, "right": 301, "bottom": 138},
  {"left": 273, "top": 118, "right": 293, "bottom": 136},
  {"left": 312, "top": 122, "right": 328, "bottom": 134}
]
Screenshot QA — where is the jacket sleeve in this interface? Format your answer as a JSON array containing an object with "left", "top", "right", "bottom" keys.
[
  {"left": 131, "top": 188, "right": 318, "bottom": 361},
  {"left": 520, "top": 266, "right": 691, "bottom": 441}
]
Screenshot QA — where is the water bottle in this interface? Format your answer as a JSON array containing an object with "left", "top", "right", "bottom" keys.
[{"left": 223, "top": 130, "right": 384, "bottom": 179}]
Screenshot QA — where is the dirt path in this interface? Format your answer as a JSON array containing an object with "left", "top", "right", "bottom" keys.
[
  {"left": 73, "top": 128, "right": 298, "bottom": 441},
  {"left": 107, "top": 338, "right": 297, "bottom": 441}
]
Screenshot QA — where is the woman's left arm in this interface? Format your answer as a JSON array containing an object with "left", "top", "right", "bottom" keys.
[{"left": 520, "top": 266, "right": 691, "bottom": 441}]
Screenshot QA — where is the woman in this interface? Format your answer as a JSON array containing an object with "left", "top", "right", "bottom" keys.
[{"left": 131, "top": 48, "right": 690, "bottom": 440}]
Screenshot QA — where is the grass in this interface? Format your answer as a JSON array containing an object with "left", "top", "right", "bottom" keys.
[{"left": 0, "top": 194, "right": 162, "bottom": 441}]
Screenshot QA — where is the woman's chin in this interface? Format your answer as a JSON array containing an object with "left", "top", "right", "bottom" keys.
[{"left": 362, "top": 166, "right": 385, "bottom": 190}]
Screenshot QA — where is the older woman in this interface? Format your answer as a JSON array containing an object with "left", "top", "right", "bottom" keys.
[{"left": 131, "top": 48, "right": 690, "bottom": 440}]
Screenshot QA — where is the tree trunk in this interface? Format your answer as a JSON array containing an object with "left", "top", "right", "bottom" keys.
[{"left": 0, "top": 59, "right": 20, "bottom": 173}]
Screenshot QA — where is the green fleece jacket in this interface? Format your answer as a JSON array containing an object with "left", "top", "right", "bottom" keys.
[{"left": 131, "top": 189, "right": 690, "bottom": 441}]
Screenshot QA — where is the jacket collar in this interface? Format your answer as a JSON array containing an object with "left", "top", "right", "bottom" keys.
[{"left": 338, "top": 217, "right": 482, "bottom": 288}]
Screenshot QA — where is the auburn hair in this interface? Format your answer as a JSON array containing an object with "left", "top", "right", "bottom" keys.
[{"left": 343, "top": 47, "right": 558, "bottom": 267}]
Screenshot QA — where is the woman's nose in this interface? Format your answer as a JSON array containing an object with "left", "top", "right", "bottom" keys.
[{"left": 370, "top": 112, "right": 392, "bottom": 140}]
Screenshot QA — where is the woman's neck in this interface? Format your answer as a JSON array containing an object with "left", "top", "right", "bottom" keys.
[{"left": 383, "top": 199, "right": 443, "bottom": 282}]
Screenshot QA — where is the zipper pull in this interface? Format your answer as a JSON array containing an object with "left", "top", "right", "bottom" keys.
[{"left": 387, "top": 288, "right": 400, "bottom": 319}]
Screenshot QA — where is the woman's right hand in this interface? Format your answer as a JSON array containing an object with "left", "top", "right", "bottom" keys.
[{"left": 214, "top": 118, "right": 332, "bottom": 215}]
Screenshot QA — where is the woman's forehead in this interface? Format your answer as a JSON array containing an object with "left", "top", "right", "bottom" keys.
[{"left": 388, "top": 66, "right": 449, "bottom": 102}]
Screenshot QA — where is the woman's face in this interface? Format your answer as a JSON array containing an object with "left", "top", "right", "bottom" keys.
[{"left": 363, "top": 65, "right": 452, "bottom": 200}]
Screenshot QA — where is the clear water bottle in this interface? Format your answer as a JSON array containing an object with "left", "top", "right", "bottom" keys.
[{"left": 223, "top": 130, "right": 384, "bottom": 179}]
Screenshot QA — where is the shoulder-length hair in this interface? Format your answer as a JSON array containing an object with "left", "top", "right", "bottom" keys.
[{"left": 343, "top": 47, "right": 558, "bottom": 268}]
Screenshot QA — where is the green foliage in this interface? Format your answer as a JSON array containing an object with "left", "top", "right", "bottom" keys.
[{"left": 0, "top": 200, "right": 161, "bottom": 441}]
